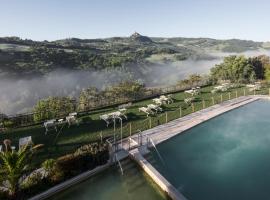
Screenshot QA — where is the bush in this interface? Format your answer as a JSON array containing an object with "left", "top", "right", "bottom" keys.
[{"left": 56, "top": 143, "right": 109, "bottom": 177}]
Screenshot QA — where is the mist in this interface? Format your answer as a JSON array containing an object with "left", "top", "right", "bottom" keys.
[
  {"left": 141, "top": 49, "right": 270, "bottom": 86},
  {"left": 1, "top": 49, "right": 270, "bottom": 115},
  {"left": 0, "top": 69, "right": 131, "bottom": 115}
]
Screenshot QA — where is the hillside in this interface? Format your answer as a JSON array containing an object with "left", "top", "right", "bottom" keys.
[{"left": 0, "top": 33, "right": 267, "bottom": 77}]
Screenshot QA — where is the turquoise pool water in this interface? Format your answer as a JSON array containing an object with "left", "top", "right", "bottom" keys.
[
  {"left": 149, "top": 99, "right": 270, "bottom": 200},
  {"left": 48, "top": 160, "right": 167, "bottom": 200}
]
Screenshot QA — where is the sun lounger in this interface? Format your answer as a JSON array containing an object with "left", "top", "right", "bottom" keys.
[
  {"left": 139, "top": 107, "right": 154, "bottom": 117},
  {"left": 44, "top": 119, "right": 57, "bottom": 134},
  {"left": 19, "top": 136, "right": 33, "bottom": 149},
  {"left": 100, "top": 114, "right": 112, "bottom": 126},
  {"left": 153, "top": 98, "right": 163, "bottom": 105},
  {"left": 147, "top": 104, "right": 163, "bottom": 113},
  {"left": 66, "top": 115, "right": 78, "bottom": 127},
  {"left": 184, "top": 97, "right": 195, "bottom": 104}
]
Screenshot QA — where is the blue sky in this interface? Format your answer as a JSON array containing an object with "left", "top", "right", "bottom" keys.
[{"left": 1, "top": 0, "right": 270, "bottom": 41}]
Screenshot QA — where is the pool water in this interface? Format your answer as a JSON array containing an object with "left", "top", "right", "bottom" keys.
[
  {"left": 148, "top": 99, "right": 270, "bottom": 200},
  {"left": 49, "top": 159, "right": 167, "bottom": 200}
]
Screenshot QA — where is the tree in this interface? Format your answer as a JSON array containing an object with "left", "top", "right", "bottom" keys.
[
  {"left": 211, "top": 55, "right": 256, "bottom": 83},
  {"left": 33, "top": 96, "right": 76, "bottom": 122}
]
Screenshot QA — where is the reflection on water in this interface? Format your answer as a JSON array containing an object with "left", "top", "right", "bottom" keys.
[
  {"left": 149, "top": 99, "right": 270, "bottom": 200},
  {"left": 49, "top": 160, "right": 167, "bottom": 200}
]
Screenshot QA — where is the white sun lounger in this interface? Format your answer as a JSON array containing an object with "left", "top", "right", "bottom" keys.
[
  {"left": 100, "top": 110, "right": 128, "bottom": 127},
  {"left": 100, "top": 114, "right": 112, "bottom": 127},
  {"left": 44, "top": 119, "right": 57, "bottom": 134},
  {"left": 139, "top": 107, "right": 154, "bottom": 117},
  {"left": 66, "top": 115, "right": 78, "bottom": 127},
  {"left": 153, "top": 98, "right": 163, "bottom": 105},
  {"left": 147, "top": 104, "right": 163, "bottom": 113},
  {"left": 184, "top": 97, "right": 195, "bottom": 104},
  {"left": 19, "top": 136, "right": 33, "bottom": 149}
]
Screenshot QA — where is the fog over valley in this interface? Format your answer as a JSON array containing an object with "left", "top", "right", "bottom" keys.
[{"left": 1, "top": 49, "right": 270, "bottom": 115}]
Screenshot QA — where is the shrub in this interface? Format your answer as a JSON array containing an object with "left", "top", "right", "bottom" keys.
[{"left": 56, "top": 143, "right": 109, "bottom": 178}]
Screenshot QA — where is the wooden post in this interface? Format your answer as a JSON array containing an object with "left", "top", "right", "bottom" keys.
[
  {"left": 236, "top": 90, "right": 238, "bottom": 98},
  {"left": 244, "top": 89, "right": 246, "bottom": 96},
  {"left": 203, "top": 100, "right": 205, "bottom": 109},
  {"left": 229, "top": 92, "right": 231, "bottom": 100},
  {"left": 100, "top": 131, "right": 103, "bottom": 143},
  {"left": 212, "top": 97, "right": 214, "bottom": 105},
  {"left": 253, "top": 89, "right": 256, "bottom": 96},
  {"left": 129, "top": 123, "right": 132, "bottom": 137},
  {"left": 220, "top": 94, "right": 223, "bottom": 102},
  {"left": 192, "top": 103, "right": 195, "bottom": 112},
  {"left": 149, "top": 117, "right": 152, "bottom": 129},
  {"left": 179, "top": 106, "right": 182, "bottom": 118},
  {"left": 166, "top": 112, "right": 168, "bottom": 123}
]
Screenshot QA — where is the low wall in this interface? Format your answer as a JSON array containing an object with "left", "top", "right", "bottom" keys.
[{"left": 29, "top": 163, "right": 110, "bottom": 200}]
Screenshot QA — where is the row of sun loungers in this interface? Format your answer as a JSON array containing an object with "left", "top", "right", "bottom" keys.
[
  {"left": 211, "top": 83, "right": 244, "bottom": 94},
  {"left": 139, "top": 95, "right": 172, "bottom": 117},
  {"left": 44, "top": 112, "right": 78, "bottom": 134},
  {"left": 246, "top": 83, "right": 261, "bottom": 91}
]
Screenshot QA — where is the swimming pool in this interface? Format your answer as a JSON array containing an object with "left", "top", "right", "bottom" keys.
[
  {"left": 148, "top": 99, "right": 270, "bottom": 200},
  {"left": 48, "top": 159, "right": 167, "bottom": 200}
]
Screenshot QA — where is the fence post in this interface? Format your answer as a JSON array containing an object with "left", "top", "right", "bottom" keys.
[
  {"left": 129, "top": 123, "right": 132, "bottom": 137},
  {"left": 254, "top": 89, "right": 256, "bottom": 96},
  {"left": 220, "top": 94, "right": 223, "bottom": 102},
  {"left": 244, "top": 88, "right": 246, "bottom": 96},
  {"left": 212, "top": 97, "right": 214, "bottom": 105},
  {"left": 236, "top": 90, "right": 238, "bottom": 98},
  {"left": 100, "top": 131, "right": 103, "bottom": 143},
  {"left": 192, "top": 103, "right": 195, "bottom": 112},
  {"left": 149, "top": 117, "right": 152, "bottom": 129},
  {"left": 229, "top": 92, "right": 231, "bottom": 100},
  {"left": 269, "top": 88, "right": 270, "bottom": 96},
  {"left": 179, "top": 106, "right": 182, "bottom": 118},
  {"left": 203, "top": 99, "right": 205, "bottom": 109},
  {"left": 166, "top": 112, "right": 168, "bottom": 123}
]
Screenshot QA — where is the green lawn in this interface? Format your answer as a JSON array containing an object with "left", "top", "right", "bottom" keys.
[{"left": 1, "top": 85, "right": 269, "bottom": 167}]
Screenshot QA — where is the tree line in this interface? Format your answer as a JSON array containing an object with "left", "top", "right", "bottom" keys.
[{"left": 210, "top": 55, "right": 270, "bottom": 83}]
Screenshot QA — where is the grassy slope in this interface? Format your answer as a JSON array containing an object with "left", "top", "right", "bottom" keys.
[{"left": 1, "top": 85, "right": 269, "bottom": 166}]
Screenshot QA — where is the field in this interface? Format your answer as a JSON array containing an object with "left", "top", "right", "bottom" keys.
[{"left": 0, "top": 85, "right": 268, "bottom": 167}]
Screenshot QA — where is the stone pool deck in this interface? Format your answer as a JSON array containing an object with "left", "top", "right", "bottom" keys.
[
  {"left": 121, "top": 95, "right": 267, "bottom": 200},
  {"left": 121, "top": 95, "right": 263, "bottom": 151}
]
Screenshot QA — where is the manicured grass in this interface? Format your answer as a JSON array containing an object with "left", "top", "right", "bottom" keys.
[{"left": 0, "top": 85, "right": 269, "bottom": 166}]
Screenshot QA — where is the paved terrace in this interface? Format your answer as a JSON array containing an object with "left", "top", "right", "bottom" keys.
[{"left": 119, "top": 95, "right": 263, "bottom": 151}]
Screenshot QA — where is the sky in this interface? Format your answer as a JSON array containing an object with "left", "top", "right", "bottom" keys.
[{"left": 1, "top": 0, "right": 270, "bottom": 41}]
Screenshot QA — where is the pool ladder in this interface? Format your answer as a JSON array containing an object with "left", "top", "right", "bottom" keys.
[{"left": 115, "top": 154, "right": 124, "bottom": 175}]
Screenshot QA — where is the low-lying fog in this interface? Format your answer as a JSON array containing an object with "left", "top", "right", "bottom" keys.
[{"left": 1, "top": 49, "right": 270, "bottom": 115}]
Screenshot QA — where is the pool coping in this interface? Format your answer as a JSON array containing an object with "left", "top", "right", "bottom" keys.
[
  {"left": 129, "top": 148, "right": 188, "bottom": 200},
  {"left": 125, "top": 95, "right": 268, "bottom": 200}
]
